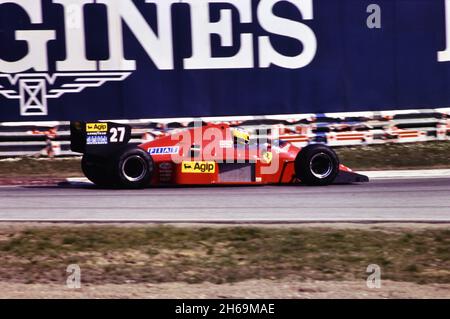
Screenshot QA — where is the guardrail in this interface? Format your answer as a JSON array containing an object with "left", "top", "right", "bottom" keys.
[{"left": 1, "top": 108, "right": 450, "bottom": 157}]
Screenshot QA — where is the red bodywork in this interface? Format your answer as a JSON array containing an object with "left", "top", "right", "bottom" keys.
[{"left": 137, "top": 123, "right": 361, "bottom": 186}]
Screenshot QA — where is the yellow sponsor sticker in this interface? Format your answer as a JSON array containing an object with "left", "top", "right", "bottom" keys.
[
  {"left": 182, "top": 161, "right": 216, "bottom": 174},
  {"left": 86, "top": 123, "right": 108, "bottom": 133}
]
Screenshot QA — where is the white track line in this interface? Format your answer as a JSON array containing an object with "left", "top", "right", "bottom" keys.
[{"left": 361, "top": 169, "right": 450, "bottom": 180}]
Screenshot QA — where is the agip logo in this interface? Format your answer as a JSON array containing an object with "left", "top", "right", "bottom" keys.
[
  {"left": 182, "top": 161, "right": 216, "bottom": 174},
  {"left": 86, "top": 123, "right": 108, "bottom": 133},
  {"left": 0, "top": 0, "right": 318, "bottom": 117}
]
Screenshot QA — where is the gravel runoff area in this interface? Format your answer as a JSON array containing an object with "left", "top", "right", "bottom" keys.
[
  {"left": 1, "top": 279, "right": 449, "bottom": 299},
  {"left": 0, "top": 223, "right": 448, "bottom": 299}
]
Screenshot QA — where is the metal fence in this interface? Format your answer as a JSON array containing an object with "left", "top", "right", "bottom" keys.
[{"left": 1, "top": 108, "right": 450, "bottom": 158}]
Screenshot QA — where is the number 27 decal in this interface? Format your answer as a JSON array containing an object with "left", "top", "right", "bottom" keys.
[{"left": 110, "top": 127, "right": 126, "bottom": 143}]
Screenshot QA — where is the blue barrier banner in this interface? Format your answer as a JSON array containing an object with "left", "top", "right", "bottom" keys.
[{"left": 0, "top": 0, "right": 449, "bottom": 121}]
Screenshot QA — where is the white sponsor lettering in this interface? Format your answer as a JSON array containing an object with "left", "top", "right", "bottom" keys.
[
  {"left": 86, "top": 134, "right": 108, "bottom": 145},
  {"left": 258, "top": 0, "right": 316, "bottom": 69},
  {"left": 54, "top": 0, "right": 96, "bottom": 71},
  {"left": 183, "top": 0, "right": 254, "bottom": 69},
  {"left": 0, "top": 0, "right": 55, "bottom": 73},
  {"left": 149, "top": 146, "right": 180, "bottom": 155},
  {"left": 0, "top": 0, "right": 318, "bottom": 116},
  {"left": 97, "top": 0, "right": 177, "bottom": 71},
  {"left": 0, "top": 0, "right": 317, "bottom": 73}
]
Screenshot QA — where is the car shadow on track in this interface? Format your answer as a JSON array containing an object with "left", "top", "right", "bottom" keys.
[{"left": 21, "top": 181, "right": 361, "bottom": 191}]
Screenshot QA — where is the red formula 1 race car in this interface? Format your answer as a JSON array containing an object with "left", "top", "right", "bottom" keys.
[{"left": 70, "top": 121, "right": 369, "bottom": 189}]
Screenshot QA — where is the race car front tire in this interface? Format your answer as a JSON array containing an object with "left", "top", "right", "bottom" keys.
[
  {"left": 115, "top": 146, "right": 154, "bottom": 189},
  {"left": 81, "top": 154, "right": 115, "bottom": 187},
  {"left": 295, "top": 144, "right": 339, "bottom": 186}
]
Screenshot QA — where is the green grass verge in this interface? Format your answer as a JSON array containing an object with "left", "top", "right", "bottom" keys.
[
  {"left": 0, "top": 226, "right": 448, "bottom": 285},
  {"left": 0, "top": 141, "right": 449, "bottom": 178},
  {"left": 335, "top": 141, "right": 450, "bottom": 170},
  {"left": 0, "top": 158, "right": 82, "bottom": 178}
]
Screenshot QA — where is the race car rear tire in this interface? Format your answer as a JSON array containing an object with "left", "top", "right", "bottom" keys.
[
  {"left": 114, "top": 146, "right": 153, "bottom": 189},
  {"left": 81, "top": 154, "right": 115, "bottom": 187},
  {"left": 295, "top": 144, "right": 339, "bottom": 186}
]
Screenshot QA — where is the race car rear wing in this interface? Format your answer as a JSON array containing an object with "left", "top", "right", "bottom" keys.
[{"left": 70, "top": 121, "right": 132, "bottom": 156}]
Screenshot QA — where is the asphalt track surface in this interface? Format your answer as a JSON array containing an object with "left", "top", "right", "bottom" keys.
[{"left": 0, "top": 178, "right": 449, "bottom": 222}]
